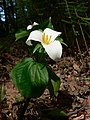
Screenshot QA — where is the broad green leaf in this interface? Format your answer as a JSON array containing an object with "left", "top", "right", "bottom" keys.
[
  {"left": 15, "top": 30, "right": 29, "bottom": 41},
  {"left": 47, "top": 68, "right": 61, "bottom": 96},
  {"left": 10, "top": 57, "right": 49, "bottom": 98}
]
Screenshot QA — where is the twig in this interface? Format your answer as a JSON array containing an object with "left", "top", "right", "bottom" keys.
[{"left": 67, "top": 106, "right": 85, "bottom": 116}]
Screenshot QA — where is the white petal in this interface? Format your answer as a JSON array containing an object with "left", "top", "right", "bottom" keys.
[
  {"left": 26, "top": 30, "right": 42, "bottom": 45},
  {"left": 27, "top": 22, "right": 38, "bottom": 30},
  {"left": 26, "top": 40, "right": 32, "bottom": 46},
  {"left": 27, "top": 25, "right": 33, "bottom": 30},
  {"left": 33, "top": 22, "right": 39, "bottom": 26},
  {"left": 42, "top": 40, "right": 62, "bottom": 61},
  {"left": 44, "top": 28, "right": 61, "bottom": 42}
]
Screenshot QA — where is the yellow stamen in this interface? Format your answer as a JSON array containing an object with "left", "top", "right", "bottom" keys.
[{"left": 42, "top": 33, "right": 52, "bottom": 45}]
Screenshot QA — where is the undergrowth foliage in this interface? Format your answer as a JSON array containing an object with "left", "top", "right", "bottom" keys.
[
  {"left": 10, "top": 18, "right": 65, "bottom": 99},
  {"left": 9, "top": 18, "right": 65, "bottom": 119}
]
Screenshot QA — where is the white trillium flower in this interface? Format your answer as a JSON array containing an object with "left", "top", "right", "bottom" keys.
[
  {"left": 26, "top": 28, "right": 62, "bottom": 61},
  {"left": 27, "top": 22, "right": 39, "bottom": 30}
]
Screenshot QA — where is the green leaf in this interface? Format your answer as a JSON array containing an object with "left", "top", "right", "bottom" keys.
[
  {"left": 33, "top": 43, "right": 42, "bottom": 53},
  {"left": 79, "top": 17, "right": 90, "bottom": 21},
  {"left": 82, "top": 77, "right": 90, "bottom": 81},
  {"left": 15, "top": 30, "right": 29, "bottom": 41},
  {"left": 10, "top": 57, "right": 49, "bottom": 98},
  {"left": 48, "top": 108, "right": 68, "bottom": 119},
  {"left": 56, "top": 36, "right": 68, "bottom": 47},
  {"left": 47, "top": 68, "right": 61, "bottom": 96},
  {"left": 47, "top": 17, "right": 54, "bottom": 29}
]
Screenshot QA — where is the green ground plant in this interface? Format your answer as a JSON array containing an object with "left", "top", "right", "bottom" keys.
[{"left": 10, "top": 18, "right": 67, "bottom": 119}]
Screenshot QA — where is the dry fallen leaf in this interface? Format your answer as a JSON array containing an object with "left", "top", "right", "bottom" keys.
[
  {"left": 73, "top": 64, "right": 80, "bottom": 72},
  {"left": 72, "top": 114, "right": 84, "bottom": 120}
]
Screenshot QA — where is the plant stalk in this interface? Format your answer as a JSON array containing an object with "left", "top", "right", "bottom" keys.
[
  {"left": 17, "top": 98, "right": 30, "bottom": 120},
  {"left": 64, "top": 0, "right": 83, "bottom": 63},
  {"left": 74, "top": 8, "right": 89, "bottom": 56}
]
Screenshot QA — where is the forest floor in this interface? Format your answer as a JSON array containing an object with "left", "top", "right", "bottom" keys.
[{"left": 0, "top": 41, "right": 90, "bottom": 120}]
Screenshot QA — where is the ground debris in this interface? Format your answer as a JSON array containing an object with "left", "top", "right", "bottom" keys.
[{"left": 0, "top": 47, "right": 90, "bottom": 120}]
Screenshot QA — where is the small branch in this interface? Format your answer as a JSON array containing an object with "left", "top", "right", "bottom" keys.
[{"left": 67, "top": 106, "right": 85, "bottom": 116}]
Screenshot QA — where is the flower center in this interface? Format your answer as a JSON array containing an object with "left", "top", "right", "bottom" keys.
[{"left": 42, "top": 33, "right": 52, "bottom": 45}]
